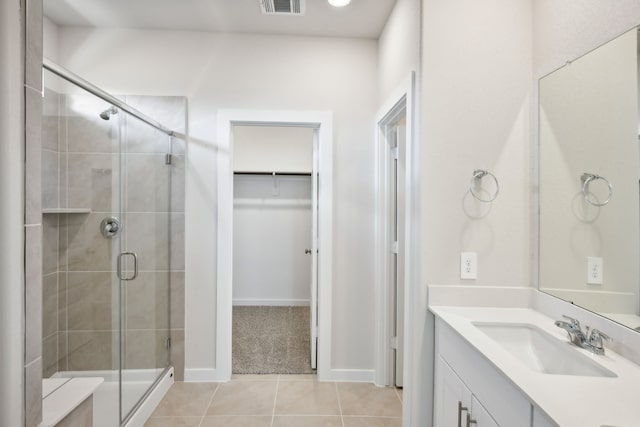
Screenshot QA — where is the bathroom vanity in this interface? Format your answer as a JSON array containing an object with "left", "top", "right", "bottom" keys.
[{"left": 429, "top": 285, "right": 640, "bottom": 427}]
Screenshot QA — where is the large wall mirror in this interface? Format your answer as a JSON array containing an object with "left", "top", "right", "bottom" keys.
[{"left": 539, "top": 26, "right": 640, "bottom": 331}]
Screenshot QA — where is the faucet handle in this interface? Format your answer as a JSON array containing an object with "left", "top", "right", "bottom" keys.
[
  {"left": 589, "top": 328, "right": 612, "bottom": 344},
  {"left": 562, "top": 315, "right": 581, "bottom": 328}
]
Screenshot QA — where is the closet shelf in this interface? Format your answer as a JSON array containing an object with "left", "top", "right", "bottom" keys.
[{"left": 43, "top": 208, "right": 92, "bottom": 214}]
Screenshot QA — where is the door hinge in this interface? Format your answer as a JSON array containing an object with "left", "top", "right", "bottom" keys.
[
  {"left": 391, "top": 336, "right": 398, "bottom": 350},
  {"left": 165, "top": 153, "right": 172, "bottom": 165},
  {"left": 391, "top": 146, "right": 399, "bottom": 160},
  {"left": 391, "top": 241, "right": 399, "bottom": 254},
  {"left": 165, "top": 337, "right": 172, "bottom": 349}
]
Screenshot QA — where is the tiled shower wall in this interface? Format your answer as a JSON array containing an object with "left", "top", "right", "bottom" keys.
[
  {"left": 24, "top": 0, "right": 44, "bottom": 426},
  {"left": 41, "top": 91, "right": 186, "bottom": 380}
]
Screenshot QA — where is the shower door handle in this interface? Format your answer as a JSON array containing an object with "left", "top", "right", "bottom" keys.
[{"left": 117, "top": 251, "right": 138, "bottom": 281}]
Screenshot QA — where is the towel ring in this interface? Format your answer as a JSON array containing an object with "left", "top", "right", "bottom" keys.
[
  {"left": 581, "top": 173, "right": 612, "bottom": 207},
  {"left": 470, "top": 169, "right": 499, "bottom": 203}
]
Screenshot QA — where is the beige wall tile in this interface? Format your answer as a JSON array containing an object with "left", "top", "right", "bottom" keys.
[
  {"left": 124, "top": 330, "right": 170, "bottom": 370},
  {"left": 169, "top": 329, "right": 184, "bottom": 381},
  {"left": 42, "top": 272, "right": 58, "bottom": 338},
  {"left": 26, "top": 87, "right": 42, "bottom": 224},
  {"left": 25, "top": 0, "right": 42, "bottom": 91},
  {"left": 25, "top": 358, "right": 43, "bottom": 427},
  {"left": 61, "top": 213, "right": 116, "bottom": 271},
  {"left": 42, "top": 333, "right": 58, "bottom": 377},
  {"left": 42, "top": 88, "right": 60, "bottom": 152},
  {"left": 26, "top": 225, "right": 43, "bottom": 364},
  {"left": 65, "top": 95, "right": 117, "bottom": 153},
  {"left": 170, "top": 272, "right": 185, "bottom": 329},
  {"left": 42, "top": 215, "right": 59, "bottom": 273},
  {"left": 125, "top": 272, "right": 170, "bottom": 330},
  {"left": 126, "top": 154, "right": 171, "bottom": 213},
  {"left": 67, "top": 272, "right": 115, "bottom": 331},
  {"left": 67, "top": 153, "right": 116, "bottom": 211},
  {"left": 67, "top": 331, "right": 115, "bottom": 371}
]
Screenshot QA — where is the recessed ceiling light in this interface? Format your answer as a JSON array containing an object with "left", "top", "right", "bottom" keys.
[{"left": 328, "top": 0, "right": 351, "bottom": 7}]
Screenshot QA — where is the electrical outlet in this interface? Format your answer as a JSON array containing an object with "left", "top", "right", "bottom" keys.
[
  {"left": 587, "top": 257, "right": 603, "bottom": 285},
  {"left": 460, "top": 252, "right": 477, "bottom": 280}
]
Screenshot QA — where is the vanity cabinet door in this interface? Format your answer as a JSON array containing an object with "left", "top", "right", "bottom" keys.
[
  {"left": 435, "top": 355, "right": 472, "bottom": 426},
  {"left": 532, "top": 407, "right": 559, "bottom": 427},
  {"left": 470, "top": 396, "right": 499, "bottom": 427}
]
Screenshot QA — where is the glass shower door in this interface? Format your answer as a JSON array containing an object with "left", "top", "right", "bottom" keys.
[{"left": 119, "top": 109, "right": 172, "bottom": 423}]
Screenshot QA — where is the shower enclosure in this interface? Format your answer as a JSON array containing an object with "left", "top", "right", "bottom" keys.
[{"left": 41, "top": 61, "right": 179, "bottom": 426}]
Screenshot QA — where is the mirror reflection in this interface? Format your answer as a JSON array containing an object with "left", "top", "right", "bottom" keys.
[{"left": 539, "top": 27, "right": 640, "bottom": 331}]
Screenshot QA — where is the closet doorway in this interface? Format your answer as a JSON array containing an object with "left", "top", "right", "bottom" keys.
[
  {"left": 232, "top": 125, "right": 317, "bottom": 374},
  {"left": 216, "top": 109, "right": 333, "bottom": 381}
]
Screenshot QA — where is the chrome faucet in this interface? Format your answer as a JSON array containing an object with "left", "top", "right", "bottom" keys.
[{"left": 555, "top": 315, "right": 612, "bottom": 355}]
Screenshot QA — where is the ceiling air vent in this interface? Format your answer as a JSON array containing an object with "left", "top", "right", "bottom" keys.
[{"left": 260, "top": 0, "right": 304, "bottom": 15}]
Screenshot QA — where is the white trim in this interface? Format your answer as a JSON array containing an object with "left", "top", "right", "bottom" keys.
[
  {"left": 374, "top": 72, "right": 416, "bottom": 388},
  {"left": 232, "top": 299, "right": 310, "bottom": 306},
  {"left": 124, "top": 367, "right": 174, "bottom": 427},
  {"left": 324, "top": 369, "right": 375, "bottom": 383},
  {"left": 217, "top": 109, "right": 333, "bottom": 382},
  {"left": 183, "top": 368, "right": 229, "bottom": 382}
]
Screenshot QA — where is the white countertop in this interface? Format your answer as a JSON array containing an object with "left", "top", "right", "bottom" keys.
[
  {"left": 41, "top": 377, "right": 103, "bottom": 427},
  {"left": 430, "top": 305, "right": 640, "bottom": 427}
]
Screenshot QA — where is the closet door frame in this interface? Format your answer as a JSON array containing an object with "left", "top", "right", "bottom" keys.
[{"left": 216, "top": 109, "right": 333, "bottom": 381}]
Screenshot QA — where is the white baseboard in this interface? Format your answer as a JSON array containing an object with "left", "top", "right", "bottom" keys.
[
  {"left": 321, "top": 369, "right": 375, "bottom": 383},
  {"left": 125, "top": 367, "right": 173, "bottom": 427},
  {"left": 184, "top": 368, "right": 230, "bottom": 382},
  {"left": 233, "top": 299, "right": 310, "bottom": 306}
]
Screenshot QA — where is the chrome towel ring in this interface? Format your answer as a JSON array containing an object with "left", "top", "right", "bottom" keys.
[
  {"left": 581, "top": 173, "right": 613, "bottom": 206},
  {"left": 470, "top": 169, "right": 499, "bottom": 203}
]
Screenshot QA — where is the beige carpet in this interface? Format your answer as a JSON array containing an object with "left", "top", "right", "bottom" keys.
[{"left": 232, "top": 306, "right": 315, "bottom": 374}]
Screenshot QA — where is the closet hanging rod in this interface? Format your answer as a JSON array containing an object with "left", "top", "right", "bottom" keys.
[{"left": 234, "top": 171, "right": 312, "bottom": 176}]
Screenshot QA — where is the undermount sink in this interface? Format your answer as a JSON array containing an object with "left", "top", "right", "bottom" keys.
[{"left": 473, "top": 322, "right": 617, "bottom": 378}]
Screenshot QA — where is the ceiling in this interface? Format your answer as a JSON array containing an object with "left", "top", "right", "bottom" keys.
[{"left": 43, "top": 0, "right": 398, "bottom": 39}]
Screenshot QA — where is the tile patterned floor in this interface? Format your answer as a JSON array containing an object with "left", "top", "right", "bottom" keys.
[{"left": 145, "top": 375, "right": 403, "bottom": 427}]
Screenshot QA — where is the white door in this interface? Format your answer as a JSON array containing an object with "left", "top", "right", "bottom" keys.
[
  {"left": 310, "top": 131, "right": 319, "bottom": 369},
  {"left": 394, "top": 123, "right": 406, "bottom": 387}
]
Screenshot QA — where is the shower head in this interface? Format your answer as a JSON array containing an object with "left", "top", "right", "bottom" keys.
[{"left": 100, "top": 106, "right": 118, "bottom": 120}]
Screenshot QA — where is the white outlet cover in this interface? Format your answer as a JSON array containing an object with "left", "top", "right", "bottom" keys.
[
  {"left": 587, "top": 256, "right": 603, "bottom": 285},
  {"left": 460, "top": 252, "right": 477, "bottom": 280}
]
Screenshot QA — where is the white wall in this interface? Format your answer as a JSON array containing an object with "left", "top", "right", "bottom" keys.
[
  {"left": 533, "top": 1, "right": 640, "bottom": 78},
  {"left": 43, "top": 16, "right": 59, "bottom": 62},
  {"left": 233, "top": 126, "right": 313, "bottom": 173},
  {"left": 55, "top": 28, "right": 378, "bottom": 373},
  {"left": 539, "top": 29, "right": 639, "bottom": 314},
  {"left": 418, "top": 1, "right": 533, "bottom": 425},
  {"left": 376, "top": 0, "right": 422, "bottom": 424},
  {"left": 233, "top": 175, "right": 312, "bottom": 305},
  {"left": 377, "top": 0, "right": 421, "bottom": 103}
]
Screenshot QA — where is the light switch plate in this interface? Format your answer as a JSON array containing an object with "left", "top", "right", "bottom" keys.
[
  {"left": 461, "top": 252, "right": 477, "bottom": 280},
  {"left": 587, "top": 256, "right": 603, "bottom": 285}
]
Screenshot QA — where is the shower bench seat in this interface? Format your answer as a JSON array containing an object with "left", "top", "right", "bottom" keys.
[{"left": 41, "top": 377, "right": 103, "bottom": 427}]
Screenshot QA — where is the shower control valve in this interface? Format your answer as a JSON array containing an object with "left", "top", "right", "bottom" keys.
[{"left": 100, "top": 216, "right": 121, "bottom": 239}]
